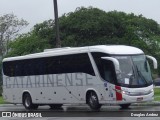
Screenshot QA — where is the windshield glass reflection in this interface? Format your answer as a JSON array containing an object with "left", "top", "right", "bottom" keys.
[{"left": 114, "top": 55, "right": 152, "bottom": 87}]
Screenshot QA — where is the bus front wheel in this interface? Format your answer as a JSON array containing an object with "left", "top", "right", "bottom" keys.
[
  {"left": 87, "top": 91, "right": 101, "bottom": 110},
  {"left": 23, "top": 93, "right": 38, "bottom": 110}
]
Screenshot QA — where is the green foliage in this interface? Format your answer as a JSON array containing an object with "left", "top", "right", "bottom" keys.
[
  {"left": 6, "top": 32, "right": 51, "bottom": 57},
  {"left": 0, "top": 96, "right": 5, "bottom": 104},
  {"left": 0, "top": 62, "right": 2, "bottom": 96},
  {"left": 154, "top": 88, "right": 160, "bottom": 96},
  {"left": 154, "top": 88, "right": 160, "bottom": 101},
  {"left": 0, "top": 13, "right": 28, "bottom": 56},
  {"left": 33, "top": 19, "right": 56, "bottom": 48},
  {"left": 60, "top": 7, "right": 110, "bottom": 46},
  {"left": 6, "top": 7, "right": 160, "bottom": 73},
  {"left": 0, "top": 86, "right": 2, "bottom": 96}
]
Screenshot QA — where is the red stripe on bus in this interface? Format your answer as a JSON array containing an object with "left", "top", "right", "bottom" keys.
[{"left": 115, "top": 86, "right": 122, "bottom": 101}]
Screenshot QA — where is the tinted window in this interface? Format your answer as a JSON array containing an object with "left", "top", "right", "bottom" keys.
[
  {"left": 91, "top": 52, "right": 116, "bottom": 84},
  {"left": 3, "top": 53, "right": 95, "bottom": 77}
]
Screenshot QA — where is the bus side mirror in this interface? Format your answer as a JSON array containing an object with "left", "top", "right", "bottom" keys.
[
  {"left": 146, "top": 55, "right": 157, "bottom": 69},
  {"left": 101, "top": 57, "right": 120, "bottom": 73}
]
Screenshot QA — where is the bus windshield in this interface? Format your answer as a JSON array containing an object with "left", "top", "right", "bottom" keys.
[{"left": 114, "top": 55, "right": 153, "bottom": 87}]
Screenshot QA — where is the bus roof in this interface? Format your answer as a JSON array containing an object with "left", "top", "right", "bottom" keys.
[{"left": 3, "top": 45, "right": 144, "bottom": 62}]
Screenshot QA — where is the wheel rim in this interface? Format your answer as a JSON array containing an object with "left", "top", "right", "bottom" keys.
[
  {"left": 25, "top": 96, "right": 30, "bottom": 107},
  {"left": 89, "top": 93, "right": 97, "bottom": 107}
]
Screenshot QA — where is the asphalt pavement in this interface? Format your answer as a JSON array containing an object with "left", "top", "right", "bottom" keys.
[{"left": 0, "top": 103, "right": 160, "bottom": 120}]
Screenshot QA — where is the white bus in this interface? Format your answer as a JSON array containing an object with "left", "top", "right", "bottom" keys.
[{"left": 2, "top": 45, "right": 157, "bottom": 110}]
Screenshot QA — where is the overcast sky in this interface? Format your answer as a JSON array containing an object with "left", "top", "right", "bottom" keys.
[{"left": 0, "top": 0, "right": 160, "bottom": 33}]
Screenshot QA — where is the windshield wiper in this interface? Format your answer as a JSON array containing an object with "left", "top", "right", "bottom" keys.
[
  {"left": 135, "top": 65, "right": 148, "bottom": 85},
  {"left": 129, "top": 66, "right": 135, "bottom": 85}
]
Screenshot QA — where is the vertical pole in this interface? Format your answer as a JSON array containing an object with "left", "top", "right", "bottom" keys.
[{"left": 53, "top": 0, "right": 61, "bottom": 48}]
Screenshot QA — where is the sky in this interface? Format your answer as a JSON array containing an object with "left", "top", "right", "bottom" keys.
[{"left": 0, "top": 0, "right": 160, "bottom": 33}]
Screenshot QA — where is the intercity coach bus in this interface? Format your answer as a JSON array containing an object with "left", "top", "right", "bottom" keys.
[{"left": 2, "top": 45, "right": 157, "bottom": 110}]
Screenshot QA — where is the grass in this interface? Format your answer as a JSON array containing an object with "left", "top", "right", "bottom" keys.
[
  {"left": 154, "top": 88, "right": 160, "bottom": 96},
  {"left": 0, "top": 96, "right": 5, "bottom": 104},
  {"left": 154, "top": 88, "right": 160, "bottom": 101}
]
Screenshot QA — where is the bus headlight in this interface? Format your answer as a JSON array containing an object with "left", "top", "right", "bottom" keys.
[
  {"left": 150, "top": 89, "right": 154, "bottom": 92},
  {"left": 122, "top": 91, "right": 130, "bottom": 95},
  {"left": 121, "top": 89, "right": 154, "bottom": 96},
  {"left": 114, "top": 89, "right": 129, "bottom": 95}
]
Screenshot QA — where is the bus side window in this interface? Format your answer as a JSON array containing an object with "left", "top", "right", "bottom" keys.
[
  {"left": 23, "top": 61, "right": 29, "bottom": 76},
  {"left": 10, "top": 62, "right": 15, "bottom": 77},
  {"left": 102, "top": 59, "right": 115, "bottom": 83},
  {"left": 3, "top": 62, "right": 10, "bottom": 76},
  {"left": 3, "top": 62, "right": 14, "bottom": 77},
  {"left": 72, "top": 53, "right": 95, "bottom": 76},
  {"left": 91, "top": 52, "right": 116, "bottom": 84},
  {"left": 15, "top": 61, "right": 22, "bottom": 76}
]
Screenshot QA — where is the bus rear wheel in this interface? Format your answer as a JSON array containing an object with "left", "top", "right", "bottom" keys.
[
  {"left": 23, "top": 93, "right": 38, "bottom": 110},
  {"left": 87, "top": 91, "right": 101, "bottom": 110},
  {"left": 119, "top": 104, "right": 131, "bottom": 109},
  {"left": 49, "top": 104, "right": 63, "bottom": 109}
]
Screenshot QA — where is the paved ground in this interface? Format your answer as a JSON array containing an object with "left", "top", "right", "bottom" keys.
[{"left": 0, "top": 104, "right": 160, "bottom": 120}]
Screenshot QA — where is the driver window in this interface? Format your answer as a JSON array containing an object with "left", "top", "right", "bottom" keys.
[
  {"left": 91, "top": 52, "right": 117, "bottom": 84},
  {"left": 102, "top": 59, "right": 116, "bottom": 83}
]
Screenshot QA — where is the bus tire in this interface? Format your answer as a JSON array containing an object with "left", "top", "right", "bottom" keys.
[
  {"left": 23, "top": 93, "right": 38, "bottom": 110},
  {"left": 87, "top": 91, "right": 101, "bottom": 110},
  {"left": 32, "top": 104, "right": 39, "bottom": 109},
  {"left": 119, "top": 104, "right": 131, "bottom": 109},
  {"left": 49, "top": 104, "right": 63, "bottom": 109}
]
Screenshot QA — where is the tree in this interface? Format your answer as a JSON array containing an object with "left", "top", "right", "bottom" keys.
[
  {"left": 0, "top": 13, "right": 28, "bottom": 56},
  {"left": 33, "top": 19, "right": 56, "bottom": 48},
  {"left": 7, "top": 7, "right": 160, "bottom": 53},
  {"left": 6, "top": 7, "right": 160, "bottom": 74},
  {"left": 6, "top": 32, "right": 51, "bottom": 57},
  {"left": 60, "top": 7, "right": 114, "bottom": 46}
]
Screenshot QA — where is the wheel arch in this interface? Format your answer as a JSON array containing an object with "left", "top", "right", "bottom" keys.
[
  {"left": 22, "top": 90, "right": 32, "bottom": 103},
  {"left": 85, "top": 88, "right": 100, "bottom": 104}
]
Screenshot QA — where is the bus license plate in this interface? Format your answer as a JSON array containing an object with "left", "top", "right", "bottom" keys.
[{"left": 137, "top": 97, "right": 143, "bottom": 101}]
